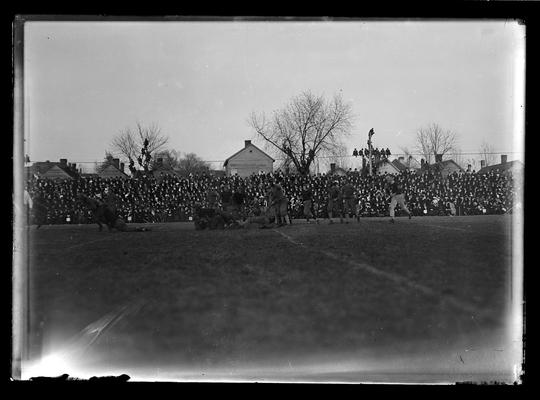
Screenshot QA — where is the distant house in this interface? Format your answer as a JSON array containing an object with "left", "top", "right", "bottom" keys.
[
  {"left": 223, "top": 140, "right": 274, "bottom": 177},
  {"left": 26, "top": 158, "right": 80, "bottom": 180},
  {"left": 393, "top": 156, "right": 421, "bottom": 171},
  {"left": 423, "top": 159, "right": 464, "bottom": 178},
  {"left": 391, "top": 159, "right": 408, "bottom": 172},
  {"left": 478, "top": 155, "right": 524, "bottom": 177},
  {"left": 374, "top": 159, "right": 401, "bottom": 175},
  {"left": 328, "top": 163, "right": 348, "bottom": 176},
  {"left": 99, "top": 164, "right": 129, "bottom": 179}
]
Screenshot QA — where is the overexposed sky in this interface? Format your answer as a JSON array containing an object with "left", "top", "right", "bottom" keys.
[{"left": 22, "top": 20, "right": 525, "bottom": 169}]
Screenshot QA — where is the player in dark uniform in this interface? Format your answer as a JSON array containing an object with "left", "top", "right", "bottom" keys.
[
  {"left": 102, "top": 187, "right": 118, "bottom": 215},
  {"left": 301, "top": 183, "right": 317, "bottom": 223},
  {"left": 385, "top": 175, "right": 412, "bottom": 223},
  {"left": 270, "top": 181, "right": 288, "bottom": 226},
  {"left": 327, "top": 181, "right": 343, "bottom": 223},
  {"left": 340, "top": 179, "right": 357, "bottom": 223},
  {"left": 232, "top": 186, "right": 246, "bottom": 220}
]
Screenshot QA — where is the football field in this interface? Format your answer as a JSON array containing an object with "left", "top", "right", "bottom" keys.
[{"left": 21, "top": 215, "right": 522, "bottom": 383}]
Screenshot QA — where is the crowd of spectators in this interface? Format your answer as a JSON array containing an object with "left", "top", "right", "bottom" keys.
[{"left": 25, "top": 167, "right": 518, "bottom": 225}]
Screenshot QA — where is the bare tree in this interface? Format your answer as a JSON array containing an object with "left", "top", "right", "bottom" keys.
[
  {"left": 415, "top": 123, "right": 458, "bottom": 164},
  {"left": 479, "top": 140, "right": 497, "bottom": 167},
  {"left": 110, "top": 122, "right": 169, "bottom": 172},
  {"left": 176, "top": 153, "right": 211, "bottom": 176},
  {"left": 249, "top": 91, "right": 354, "bottom": 175}
]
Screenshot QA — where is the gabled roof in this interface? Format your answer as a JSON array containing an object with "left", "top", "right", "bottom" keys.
[
  {"left": 223, "top": 143, "right": 275, "bottom": 167},
  {"left": 431, "top": 159, "right": 464, "bottom": 171},
  {"left": 439, "top": 159, "right": 463, "bottom": 168},
  {"left": 391, "top": 159, "right": 408, "bottom": 171},
  {"left": 27, "top": 161, "right": 80, "bottom": 179},
  {"left": 375, "top": 158, "right": 400, "bottom": 171},
  {"left": 98, "top": 164, "right": 129, "bottom": 178},
  {"left": 41, "top": 164, "right": 77, "bottom": 179},
  {"left": 478, "top": 160, "right": 524, "bottom": 174}
]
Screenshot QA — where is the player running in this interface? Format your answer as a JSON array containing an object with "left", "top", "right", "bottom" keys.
[{"left": 385, "top": 175, "right": 412, "bottom": 223}]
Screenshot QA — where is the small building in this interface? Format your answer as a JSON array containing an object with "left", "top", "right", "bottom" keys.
[
  {"left": 478, "top": 155, "right": 524, "bottom": 177},
  {"left": 328, "top": 163, "right": 348, "bottom": 176},
  {"left": 374, "top": 159, "right": 401, "bottom": 175},
  {"left": 98, "top": 164, "right": 129, "bottom": 179},
  {"left": 26, "top": 158, "right": 80, "bottom": 180},
  {"left": 424, "top": 159, "right": 464, "bottom": 178},
  {"left": 223, "top": 140, "right": 274, "bottom": 177},
  {"left": 394, "top": 156, "right": 422, "bottom": 171},
  {"left": 391, "top": 159, "right": 408, "bottom": 173},
  {"left": 98, "top": 158, "right": 129, "bottom": 179}
]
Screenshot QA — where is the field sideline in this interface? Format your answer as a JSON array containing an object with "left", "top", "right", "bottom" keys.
[{"left": 22, "top": 215, "right": 520, "bottom": 383}]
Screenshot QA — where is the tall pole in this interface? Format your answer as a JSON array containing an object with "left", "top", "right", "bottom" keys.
[
  {"left": 369, "top": 140, "right": 373, "bottom": 176},
  {"left": 368, "top": 134, "right": 373, "bottom": 176}
]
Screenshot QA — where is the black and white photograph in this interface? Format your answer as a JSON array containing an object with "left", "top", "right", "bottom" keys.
[{"left": 12, "top": 16, "right": 525, "bottom": 384}]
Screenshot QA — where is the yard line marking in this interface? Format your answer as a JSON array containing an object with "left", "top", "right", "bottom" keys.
[{"left": 272, "top": 229, "right": 494, "bottom": 322}]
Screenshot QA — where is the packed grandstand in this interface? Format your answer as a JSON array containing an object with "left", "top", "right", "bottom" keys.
[{"left": 25, "top": 167, "right": 519, "bottom": 226}]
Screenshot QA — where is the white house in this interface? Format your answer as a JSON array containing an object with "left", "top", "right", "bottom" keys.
[{"left": 223, "top": 140, "right": 274, "bottom": 177}]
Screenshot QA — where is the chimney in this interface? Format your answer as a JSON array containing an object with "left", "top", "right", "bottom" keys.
[
  {"left": 120, "top": 162, "right": 125, "bottom": 172},
  {"left": 435, "top": 154, "right": 443, "bottom": 163},
  {"left": 480, "top": 160, "right": 486, "bottom": 168},
  {"left": 501, "top": 155, "right": 507, "bottom": 164},
  {"left": 72, "top": 163, "right": 76, "bottom": 170},
  {"left": 112, "top": 158, "right": 120, "bottom": 169},
  {"left": 330, "top": 163, "right": 336, "bottom": 172},
  {"left": 245, "top": 140, "right": 251, "bottom": 148},
  {"left": 59, "top": 158, "right": 67, "bottom": 166}
]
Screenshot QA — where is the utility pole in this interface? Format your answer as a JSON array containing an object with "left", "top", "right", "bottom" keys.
[{"left": 368, "top": 128, "right": 374, "bottom": 176}]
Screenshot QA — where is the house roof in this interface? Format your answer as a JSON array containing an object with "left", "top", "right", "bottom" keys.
[
  {"left": 391, "top": 159, "right": 408, "bottom": 171},
  {"left": 478, "top": 160, "right": 524, "bottom": 174},
  {"left": 98, "top": 164, "right": 129, "bottom": 178},
  {"left": 374, "top": 158, "right": 400, "bottom": 172},
  {"left": 430, "top": 159, "right": 464, "bottom": 171},
  {"left": 27, "top": 161, "right": 80, "bottom": 179},
  {"left": 223, "top": 143, "right": 275, "bottom": 167},
  {"left": 40, "top": 164, "right": 77, "bottom": 179}
]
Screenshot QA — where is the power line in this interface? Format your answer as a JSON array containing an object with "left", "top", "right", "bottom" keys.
[{"left": 28, "top": 151, "right": 523, "bottom": 165}]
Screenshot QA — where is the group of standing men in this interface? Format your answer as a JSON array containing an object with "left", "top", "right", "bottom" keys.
[{"left": 203, "top": 174, "right": 412, "bottom": 227}]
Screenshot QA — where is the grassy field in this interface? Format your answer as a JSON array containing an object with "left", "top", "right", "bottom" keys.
[{"left": 22, "top": 215, "right": 522, "bottom": 383}]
